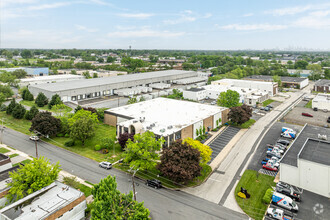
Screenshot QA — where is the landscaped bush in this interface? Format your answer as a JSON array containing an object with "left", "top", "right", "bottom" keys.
[
  {"left": 262, "top": 188, "right": 273, "bottom": 204},
  {"left": 64, "top": 140, "right": 75, "bottom": 147},
  {"left": 0, "top": 104, "right": 7, "bottom": 111},
  {"left": 94, "top": 144, "right": 101, "bottom": 151},
  {"left": 57, "top": 133, "right": 64, "bottom": 137},
  {"left": 64, "top": 133, "right": 70, "bottom": 138}
]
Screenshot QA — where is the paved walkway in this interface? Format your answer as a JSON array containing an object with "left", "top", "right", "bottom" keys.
[{"left": 183, "top": 85, "right": 310, "bottom": 211}]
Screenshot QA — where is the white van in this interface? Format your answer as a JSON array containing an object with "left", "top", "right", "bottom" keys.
[{"left": 272, "top": 192, "right": 299, "bottom": 212}]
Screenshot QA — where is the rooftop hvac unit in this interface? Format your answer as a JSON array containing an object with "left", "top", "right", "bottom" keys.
[
  {"left": 318, "top": 134, "right": 327, "bottom": 140},
  {"left": 160, "top": 128, "right": 166, "bottom": 133},
  {"left": 167, "top": 125, "right": 173, "bottom": 129},
  {"left": 151, "top": 123, "right": 155, "bottom": 127},
  {"left": 146, "top": 126, "right": 151, "bottom": 130},
  {"left": 133, "top": 120, "right": 138, "bottom": 123}
]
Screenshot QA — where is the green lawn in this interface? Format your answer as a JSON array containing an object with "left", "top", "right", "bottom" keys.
[
  {"left": 63, "top": 176, "right": 93, "bottom": 197},
  {"left": 9, "top": 153, "right": 19, "bottom": 158},
  {"left": 47, "top": 123, "right": 121, "bottom": 163},
  {"left": 20, "top": 100, "right": 72, "bottom": 112},
  {"left": 305, "top": 100, "right": 312, "bottom": 108},
  {"left": 239, "top": 119, "right": 256, "bottom": 129},
  {"left": 13, "top": 159, "right": 32, "bottom": 167},
  {"left": 0, "top": 147, "right": 10, "bottom": 154},
  {"left": 262, "top": 99, "right": 275, "bottom": 107},
  {"left": 0, "top": 112, "right": 32, "bottom": 135},
  {"left": 235, "top": 170, "right": 276, "bottom": 220}
]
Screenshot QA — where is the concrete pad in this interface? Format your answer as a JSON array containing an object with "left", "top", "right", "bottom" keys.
[
  {"left": 10, "top": 155, "right": 27, "bottom": 164},
  {"left": 223, "top": 180, "right": 244, "bottom": 214}
]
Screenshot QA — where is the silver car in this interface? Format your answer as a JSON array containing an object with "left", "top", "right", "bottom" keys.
[{"left": 99, "top": 161, "right": 112, "bottom": 170}]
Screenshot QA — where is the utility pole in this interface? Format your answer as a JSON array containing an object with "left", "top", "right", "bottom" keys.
[
  {"left": 129, "top": 167, "right": 139, "bottom": 201},
  {"left": 34, "top": 139, "right": 38, "bottom": 158}
]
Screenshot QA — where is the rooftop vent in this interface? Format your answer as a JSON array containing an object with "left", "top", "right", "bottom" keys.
[
  {"left": 160, "top": 128, "right": 166, "bottom": 133},
  {"left": 318, "top": 134, "right": 327, "bottom": 140},
  {"left": 133, "top": 120, "right": 138, "bottom": 123},
  {"left": 167, "top": 125, "right": 173, "bottom": 129}
]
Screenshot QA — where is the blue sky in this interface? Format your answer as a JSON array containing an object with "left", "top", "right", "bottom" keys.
[{"left": 1, "top": 0, "right": 330, "bottom": 50}]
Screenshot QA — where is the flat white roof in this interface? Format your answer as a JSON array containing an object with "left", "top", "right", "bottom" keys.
[
  {"left": 0, "top": 181, "right": 84, "bottom": 220},
  {"left": 106, "top": 97, "right": 227, "bottom": 136},
  {"left": 313, "top": 93, "right": 330, "bottom": 103},
  {"left": 213, "top": 78, "right": 275, "bottom": 85},
  {"left": 21, "top": 74, "right": 84, "bottom": 82}
]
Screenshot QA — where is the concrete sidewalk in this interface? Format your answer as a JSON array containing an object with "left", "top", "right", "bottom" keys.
[{"left": 182, "top": 86, "right": 309, "bottom": 210}]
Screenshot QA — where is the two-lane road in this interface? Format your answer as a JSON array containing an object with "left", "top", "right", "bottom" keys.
[{"left": 3, "top": 128, "right": 247, "bottom": 220}]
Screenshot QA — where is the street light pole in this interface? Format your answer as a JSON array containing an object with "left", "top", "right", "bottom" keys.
[{"left": 34, "top": 139, "right": 38, "bottom": 158}]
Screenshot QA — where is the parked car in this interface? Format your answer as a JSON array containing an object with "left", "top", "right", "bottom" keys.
[
  {"left": 268, "top": 144, "right": 286, "bottom": 151},
  {"left": 313, "top": 107, "right": 318, "bottom": 111},
  {"left": 272, "top": 192, "right": 299, "bottom": 212},
  {"left": 263, "top": 163, "right": 278, "bottom": 171},
  {"left": 211, "top": 101, "right": 216, "bottom": 105},
  {"left": 302, "top": 112, "right": 313, "bottom": 117},
  {"left": 267, "top": 104, "right": 273, "bottom": 108},
  {"left": 327, "top": 116, "right": 330, "bottom": 123},
  {"left": 29, "top": 136, "right": 39, "bottom": 141},
  {"left": 99, "top": 161, "right": 112, "bottom": 169},
  {"left": 146, "top": 179, "right": 162, "bottom": 189},
  {"left": 266, "top": 207, "right": 294, "bottom": 220},
  {"left": 276, "top": 186, "right": 301, "bottom": 201},
  {"left": 277, "top": 139, "right": 290, "bottom": 146},
  {"left": 264, "top": 106, "right": 271, "bottom": 111},
  {"left": 281, "top": 127, "right": 296, "bottom": 139},
  {"left": 267, "top": 150, "right": 281, "bottom": 159},
  {"left": 261, "top": 156, "right": 279, "bottom": 166},
  {"left": 260, "top": 107, "right": 265, "bottom": 110},
  {"left": 267, "top": 147, "right": 284, "bottom": 154}
]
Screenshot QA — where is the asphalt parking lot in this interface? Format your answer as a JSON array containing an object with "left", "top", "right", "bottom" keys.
[
  {"left": 283, "top": 100, "right": 329, "bottom": 127},
  {"left": 247, "top": 122, "right": 303, "bottom": 172},
  {"left": 265, "top": 189, "right": 330, "bottom": 220}
]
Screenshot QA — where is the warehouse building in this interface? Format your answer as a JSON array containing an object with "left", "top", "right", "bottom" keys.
[
  {"left": 211, "top": 78, "right": 278, "bottom": 96},
  {"left": 312, "top": 93, "right": 330, "bottom": 111},
  {"left": 28, "top": 70, "right": 201, "bottom": 102},
  {"left": 314, "top": 79, "right": 330, "bottom": 93},
  {"left": 104, "top": 98, "right": 229, "bottom": 147},
  {"left": 0, "top": 181, "right": 87, "bottom": 220},
  {"left": 19, "top": 74, "right": 84, "bottom": 87},
  {"left": 243, "top": 75, "right": 308, "bottom": 89},
  {"left": 280, "top": 124, "right": 330, "bottom": 197}
]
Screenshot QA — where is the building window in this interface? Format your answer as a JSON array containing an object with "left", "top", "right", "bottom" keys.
[
  {"left": 71, "top": 96, "right": 76, "bottom": 101},
  {"left": 175, "top": 131, "right": 181, "bottom": 140},
  {"left": 124, "top": 127, "right": 129, "bottom": 133},
  {"left": 86, "top": 93, "right": 92, "bottom": 98}
]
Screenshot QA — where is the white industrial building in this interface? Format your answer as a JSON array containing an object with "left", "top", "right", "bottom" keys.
[
  {"left": 312, "top": 93, "right": 330, "bottom": 111},
  {"left": 104, "top": 98, "right": 229, "bottom": 146},
  {"left": 183, "top": 84, "right": 269, "bottom": 106},
  {"left": 0, "top": 181, "right": 87, "bottom": 220},
  {"left": 243, "top": 75, "right": 308, "bottom": 89},
  {"left": 19, "top": 74, "right": 84, "bottom": 87},
  {"left": 211, "top": 79, "right": 278, "bottom": 96},
  {"left": 280, "top": 124, "right": 330, "bottom": 197},
  {"left": 28, "top": 70, "right": 206, "bottom": 102}
]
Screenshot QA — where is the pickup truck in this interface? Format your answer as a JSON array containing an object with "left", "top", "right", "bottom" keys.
[{"left": 266, "top": 207, "right": 294, "bottom": 220}]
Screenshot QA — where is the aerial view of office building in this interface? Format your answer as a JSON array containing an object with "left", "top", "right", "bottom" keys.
[{"left": 104, "top": 97, "right": 229, "bottom": 146}]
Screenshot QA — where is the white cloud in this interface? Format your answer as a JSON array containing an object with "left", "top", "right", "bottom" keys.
[
  {"left": 221, "top": 23, "right": 287, "bottom": 31},
  {"left": 163, "top": 10, "right": 211, "bottom": 25},
  {"left": 75, "top": 25, "right": 98, "bottom": 33},
  {"left": 107, "top": 29, "right": 185, "bottom": 38},
  {"left": 265, "top": 3, "right": 330, "bottom": 16},
  {"left": 1, "top": 0, "right": 38, "bottom": 8},
  {"left": 243, "top": 13, "right": 254, "bottom": 17},
  {"left": 26, "top": 2, "right": 71, "bottom": 11},
  {"left": 117, "top": 13, "right": 154, "bottom": 19},
  {"left": 293, "top": 10, "right": 330, "bottom": 29}
]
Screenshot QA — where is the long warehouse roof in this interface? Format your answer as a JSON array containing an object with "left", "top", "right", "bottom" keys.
[{"left": 29, "top": 70, "right": 196, "bottom": 92}]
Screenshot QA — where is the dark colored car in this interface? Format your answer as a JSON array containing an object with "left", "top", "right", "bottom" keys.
[
  {"left": 313, "top": 107, "right": 318, "bottom": 111},
  {"left": 276, "top": 185, "right": 301, "bottom": 201},
  {"left": 99, "top": 161, "right": 112, "bottom": 169},
  {"left": 146, "top": 179, "right": 162, "bottom": 189},
  {"left": 327, "top": 116, "right": 330, "bottom": 123},
  {"left": 264, "top": 106, "right": 271, "bottom": 111},
  {"left": 277, "top": 139, "right": 290, "bottom": 146},
  {"left": 302, "top": 112, "right": 313, "bottom": 117}
]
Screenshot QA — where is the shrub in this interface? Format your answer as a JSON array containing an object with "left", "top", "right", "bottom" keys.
[
  {"left": 0, "top": 104, "right": 7, "bottom": 111},
  {"left": 12, "top": 104, "right": 26, "bottom": 119},
  {"left": 57, "top": 133, "right": 64, "bottom": 137},
  {"left": 64, "top": 133, "right": 70, "bottom": 138},
  {"left": 118, "top": 133, "right": 134, "bottom": 150},
  {"left": 35, "top": 92, "right": 48, "bottom": 107},
  {"left": 94, "top": 144, "right": 101, "bottom": 151},
  {"left": 64, "top": 140, "right": 75, "bottom": 147},
  {"left": 101, "top": 137, "right": 115, "bottom": 150},
  {"left": 262, "top": 188, "right": 273, "bottom": 204},
  {"left": 102, "top": 149, "right": 109, "bottom": 154}
]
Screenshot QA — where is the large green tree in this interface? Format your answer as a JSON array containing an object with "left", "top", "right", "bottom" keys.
[
  {"left": 30, "top": 112, "right": 62, "bottom": 137},
  {"left": 12, "top": 69, "right": 27, "bottom": 79},
  {"left": 217, "top": 90, "right": 240, "bottom": 108},
  {"left": 228, "top": 104, "right": 252, "bottom": 125},
  {"left": 48, "top": 94, "right": 62, "bottom": 109},
  {"left": 21, "top": 49, "right": 33, "bottom": 59},
  {"left": 12, "top": 104, "right": 26, "bottom": 119},
  {"left": 6, "top": 98, "right": 17, "bottom": 115},
  {"left": 7, "top": 157, "right": 61, "bottom": 202},
  {"left": 68, "top": 109, "right": 99, "bottom": 146},
  {"left": 91, "top": 175, "right": 150, "bottom": 220},
  {"left": 35, "top": 92, "right": 49, "bottom": 107},
  {"left": 0, "top": 84, "right": 14, "bottom": 99},
  {"left": 24, "top": 105, "right": 39, "bottom": 120},
  {"left": 183, "top": 138, "right": 212, "bottom": 165},
  {"left": 123, "top": 131, "right": 164, "bottom": 171},
  {"left": 157, "top": 141, "right": 202, "bottom": 184}
]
